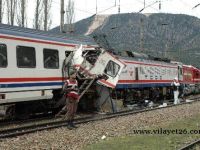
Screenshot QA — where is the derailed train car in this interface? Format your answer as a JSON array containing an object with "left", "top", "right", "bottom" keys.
[{"left": 0, "top": 24, "right": 125, "bottom": 118}]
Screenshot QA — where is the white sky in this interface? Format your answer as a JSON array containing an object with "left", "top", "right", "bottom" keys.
[{"left": 19, "top": 0, "right": 200, "bottom": 28}]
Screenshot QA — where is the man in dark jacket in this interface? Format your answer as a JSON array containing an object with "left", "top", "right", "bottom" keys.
[{"left": 56, "top": 71, "right": 79, "bottom": 129}]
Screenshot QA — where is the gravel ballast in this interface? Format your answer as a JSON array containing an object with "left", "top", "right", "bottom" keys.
[{"left": 1, "top": 101, "right": 200, "bottom": 150}]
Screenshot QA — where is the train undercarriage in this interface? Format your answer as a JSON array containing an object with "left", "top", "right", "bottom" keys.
[{"left": 0, "top": 83, "right": 200, "bottom": 120}]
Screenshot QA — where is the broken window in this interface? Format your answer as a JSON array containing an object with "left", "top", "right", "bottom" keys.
[
  {"left": 43, "top": 49, "right": 59, "bottom": 69},
  {"left": 82, "top": 50, "right": 101, "bottom": 65},
  {"left": 104, "top": 60, "right": 120, "bottom": 77}
]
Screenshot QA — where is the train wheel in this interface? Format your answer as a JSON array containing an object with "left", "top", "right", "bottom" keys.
[
  {"left": 5, "top": 105, "right": 15, "bottom": 119},
  {"left": 15, "top": 104, "right": 30, "bottom": 120}
]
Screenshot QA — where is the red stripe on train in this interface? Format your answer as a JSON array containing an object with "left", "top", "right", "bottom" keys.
[
  {"left": 0, "top": 35, "right": 76, "bottom": 47},
  {"left": 98, "top": 79, "right": 115, "bottom": 88},
  {"left": 0, "top": 34, "right": 96, "bottom": 48},
  {"left": 0, "top": 77, "right": 64, "bottom": 82},
  {"left": 123, "top": 60, "right": 177, "bottom": 68},
  {"left": 118, "top": 80, "right": 173, "bottom": 83}
]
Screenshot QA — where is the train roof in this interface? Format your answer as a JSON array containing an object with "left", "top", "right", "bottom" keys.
[
  {"left": 0, "top": 24, "right": 97, "bottom": 46},
  {"left": 118, "top": 51, "right": 174, "bottom": 65},
  {"left": 118, "top": 55, "right": 177, "bottom": 67}
]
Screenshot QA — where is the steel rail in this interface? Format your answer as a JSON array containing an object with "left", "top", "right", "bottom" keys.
[
  {"left": 178, "top": 139, "right": 200, "bottom": 150},
  {"left": 0, "top": 115, "right": 54, "bottom": 127}
]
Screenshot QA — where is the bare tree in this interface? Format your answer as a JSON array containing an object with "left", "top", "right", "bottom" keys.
[
  {"left": 43, "top": 0, "right": 52, "bottom": 31},
  {"left": 16, "top": 0, "right": 27, "bottom": 27},
  {"left": 44, "top": 0, "right": 47, "bottom": 31},
  {"left": 6, "top": 0, "right": 17, "bottom": 25},
  {"left": 33, "top": 0, "right": 43, "bottom": 30},
  {"left": 66, "top": 0, "right": 75, "bottom": 32},
  {"left": 33, "top": 0, "right": 52, "bottom": 30},
  {"left": 0, "top": 0, "right": 3, "bottom": 23}
]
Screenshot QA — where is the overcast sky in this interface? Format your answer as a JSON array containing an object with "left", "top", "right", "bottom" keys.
[{"left": 25, "top": 0, "right": 200, "bottom": 28}]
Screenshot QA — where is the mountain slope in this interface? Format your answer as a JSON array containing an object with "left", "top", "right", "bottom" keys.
[{"left": 50, "top": 13, "right": 200, "bottom": 67}]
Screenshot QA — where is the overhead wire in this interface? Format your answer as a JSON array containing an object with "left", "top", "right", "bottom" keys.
[
  {"left": 192, "top": 2, "right": 200, "bottom": 9},
  {"left": 2, "top": 0, "right": 200, "bottom": 29},
  {"left": 179, "top": 0, "right": 200, "bottom": 18},
  {"left": 134, "top": 0, "right": 160, "bottom": 12}
]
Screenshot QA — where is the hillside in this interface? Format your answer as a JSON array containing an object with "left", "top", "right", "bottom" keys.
[{"left": 50, "top": 13, "right": 200, "bottom": 67}]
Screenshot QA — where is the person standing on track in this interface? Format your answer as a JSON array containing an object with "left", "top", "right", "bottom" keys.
[
  {"left": 178, "top": 83, "right": 185, "bottom": 101},
  {"left": 171, "top": 77, "right": 180, "bottom": 104},
  {"left": 56, "top": 71, "right": 79, "bottom": 130}
]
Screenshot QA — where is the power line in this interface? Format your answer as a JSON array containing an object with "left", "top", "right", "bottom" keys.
[
  {"left": 97, "top": 5, "right": 116, "bottom": 14},
  {"left": 134, "top": 0, "right": 160, "bottom": 13},
  {"left": 192, "top": 2, "right": 200, "bottom": 9},
  {"left": 74, "top": 8, "right": 94, "bottom": 14},
  {"left": 179, "top": 0, "right": 200, "bottom": 18},
  {"left": 118, "top": 0, "right": 120, "bottom": 13}
]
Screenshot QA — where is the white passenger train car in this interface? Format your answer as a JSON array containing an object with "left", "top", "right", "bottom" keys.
[{"left": 0, "top": 24, "right": 95, "bottom": 105}]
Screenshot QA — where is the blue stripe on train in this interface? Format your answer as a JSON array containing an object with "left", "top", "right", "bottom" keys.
[
  {"left": 116, "top": 83, "right": 171, "bottom": 89},
  {"left": 0, "top": 82, "right": 172, "bottom": 89},
  {"left": 0, "top": 82, "right": 63, "bottom": 88}
]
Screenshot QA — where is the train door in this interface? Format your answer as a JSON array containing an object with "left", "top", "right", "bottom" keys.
[
  {"left": 135, "top": 67, "right": 139, "bottom": 80},
  {"left": 90, "top": 51, "right": 125, "bottom": 88},
  {"left": 178, "top": 65, "right": 183, "bottom": 81},
  {"left": 62, "top": 49, "right": 75, "bottom": 79}
]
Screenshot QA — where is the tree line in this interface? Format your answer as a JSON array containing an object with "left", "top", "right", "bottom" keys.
[{"left": 0, "top": 0, "right": 75, "bottom": 31}]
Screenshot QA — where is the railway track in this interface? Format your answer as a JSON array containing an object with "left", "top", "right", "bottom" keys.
[
  {"left": 0, "top": 96, "right": 200, "bottom": 139},
  {"left": 179, "top": 139, "right": 200, "bottom": 150},
  {"left": 1, "top": 94, "right": 199, "bottom": 128},
  {"left": 0, "top": 114, "right": 54, "bottom": 127}
]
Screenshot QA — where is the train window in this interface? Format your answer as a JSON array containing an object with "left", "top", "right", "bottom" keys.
[
  {"left": 43, "top": 49, "right": 59, "bottom": 69},
  {"left": 104, "top": 60, "right": 120, "bottom": 77},
  {"left": 0, "top": 44, "right": 7, "bottom": 68},
  {"left": 135, "top": 67, "right": 139, "bottom": 80},
  {"left": 140, "top": 67, "right": 145, "bottom": 74},
  {"left": 17, "top": 46, "right": 36, "bottom": 68}
]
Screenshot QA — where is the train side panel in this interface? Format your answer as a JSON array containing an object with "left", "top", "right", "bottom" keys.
[
  {"left": 193, "top": 67, "right": 200, "bottom": 84},
  {"left": 182, "top": 65, "right": 193, "bottom": 84},
  {"left": 0, "top": 34, "right": 75, "bottom": 104},
  {"left": 116, "top": 59, "right": 178, "bottom": 89}
]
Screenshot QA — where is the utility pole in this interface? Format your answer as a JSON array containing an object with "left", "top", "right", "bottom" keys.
[
  {"left": 141, "top": 0, "right": 145, "bottom": 52},
  {"left": 44, "top": 0, "right": 47, "bottom": 31},
  {"left": 140, "top": 18, "right": 144, "bottom": 52},
  {"left": 118, "top": 0, "right": 120, "bottom": 13},
  {"left": 60, "top": 0, "right": 65, "bottom": 32},
  {"left": 0, "top": 0, "right": 2, "bottom": 23},
  {"left": 159, "top": 0, "right": 161, "bottom": 11},
  {"left": 21, "top": 0, "right": 25, "bottom": 27},
  {"left": 96, "top": 0, "right": 97, "bottom": 14},
  {"left": 35, "top": 0, "right": 40, "bottom": 29},
  {"left": 161, "top": 23, "right": 168, "bottom": 58}
]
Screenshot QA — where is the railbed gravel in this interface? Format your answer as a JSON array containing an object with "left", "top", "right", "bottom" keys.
[{"left": 1, "top": 101, "right": 200, "bottom": 150}]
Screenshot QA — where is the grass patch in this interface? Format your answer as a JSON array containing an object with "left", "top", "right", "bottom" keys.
[{"left": 84, "top": 114, "right": 200, "bottom": 150}]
